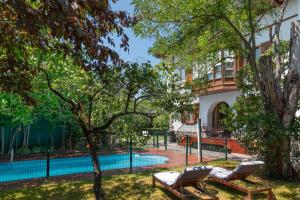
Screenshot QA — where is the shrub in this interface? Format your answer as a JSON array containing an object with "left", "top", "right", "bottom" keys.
[{"left": 16, "top": 147, "right": 31, "bottom": 155}]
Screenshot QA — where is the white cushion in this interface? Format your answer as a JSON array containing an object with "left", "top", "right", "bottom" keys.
[
  {"left": 209, "top": 161, "right": 264, "bottom": 180},
  {"left": 232, "top": 161, "right": 264, "bottom": 173},
  {"left": 239, "top": 161, "right": 264, "bottom": 166},
  {"left": 208, "top": 167, "right": 233, "bottom": 179},
  {"left": 184, "top": 165, "right": 213, "bottom": 172},
  {"left": 154, "top": 171, "right": 181, "bottom": 186}
]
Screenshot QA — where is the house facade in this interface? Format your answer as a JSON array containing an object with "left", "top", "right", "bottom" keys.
[{"left": 170, "top": 0, "right": 300, "bottom": 154}]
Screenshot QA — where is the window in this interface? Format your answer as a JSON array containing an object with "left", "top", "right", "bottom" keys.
[
  {"left": 180, "top": 68, "right": 186, "bottom": 81},
  {"left": 255, "top": 47, "right": 261, "bottom": 59},
  {"left": 207, "top": 71, "right": 213, "bottom": 80},
  {"left": 214, "top": 64, "right": 222, "bottom": 79},
  {"left": 207, "top": 65, "right": 213, "bottom": 80},
  {"left": 224, "top": 62, "right": 234, "bottom": 77}
]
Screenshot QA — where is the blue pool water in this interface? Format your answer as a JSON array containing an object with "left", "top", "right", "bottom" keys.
[{"left": 0, "top": 154, "right": 168, "bottom": 183}]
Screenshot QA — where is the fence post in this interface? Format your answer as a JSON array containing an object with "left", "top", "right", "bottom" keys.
[
  {"left": 224, "top": 137, "right": 228, "bottom": 161},
  {"left": 199, "top": 119, "right": 203, "bottom": 162},
  {"left": 185, "top": 135, "right": 189, "bottom": 166},
  {"left": 197, "top": 119, "right": 203, "bottom": 162},
  {"left": 129, "top": 136, "right": 133, "bottom": 173},
  {"left": 152, "top": 132, "right": 155, "bottom": 147},
  {"left": 156, "top": 133, "right": 159, "bottom": 148},
  {"left": 189, "top": 137, "right": 192, "bottom": 154},
  {"left": 164, "top": 131, "right": 167, "bottom": 150},
  {"left": 46, "top": 138, "right": 50, "bottom": 178}
]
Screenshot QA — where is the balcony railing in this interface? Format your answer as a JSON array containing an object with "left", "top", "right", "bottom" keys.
[
  {"left": 202, "top": 126, "right": 242, "bottom": 139},
  {"left": 202, "top": 128, "right": 232, "bottom": 138}
]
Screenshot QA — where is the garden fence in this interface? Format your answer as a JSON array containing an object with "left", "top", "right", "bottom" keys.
[{"left": 0, "top": 130, "right": 232, "bottom": 190}]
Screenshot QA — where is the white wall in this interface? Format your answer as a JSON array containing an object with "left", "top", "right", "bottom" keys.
[
  {"left": 298, "top": 0, "right": 300, "bottom": 20},
  {"left": 198, "top": 91, "right": 241, "bottom": 126},
  {"left": 171, "top": 97, "right": 199, "bottom": 132},
  {"left": 256, "top": 0, "right": 299, "bottom": 44},
  {"left": 172, "top": 120, "right": 183, "bottom": 132}
]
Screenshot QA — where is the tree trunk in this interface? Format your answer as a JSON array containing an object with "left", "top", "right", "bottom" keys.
[
  {"left": 84, "top": 130, "right": 106, "bottom": 200},
  {"left": 68, "top": 129, "right": 72, "bottom": 150},
  {"left": 26, "top": 125, "right": 31, "bottom": 148},
  {"left": 264, "top": 136, "right": 296, "bottom": 179},
  {"left": 90, "top": 144, "right": 105, "bottom": 200},
  {"left": 256, "top": 21, "right": 300, "bottom": 179},
  {"left": 8, "top": 127, "right": 16, "bottom": 154},
  {"left": 22, "top": 124, "right": 31, "bottom": 148},
  {"left": 61, "top": 125, "right": 66, "bottom": 150},
  {"left": 280, "top": 137, "right": 295, "bottom": 178},
  {"left": 22, "top": 125, "right": 26, "bottom": 147}
]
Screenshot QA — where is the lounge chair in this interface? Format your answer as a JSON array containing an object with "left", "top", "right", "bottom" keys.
[
  {"left": 153, "top": 166, "right": 219, "bottom": 200},
  {"left": 208, "top": 161, "right": 275, "bottom": 200}
]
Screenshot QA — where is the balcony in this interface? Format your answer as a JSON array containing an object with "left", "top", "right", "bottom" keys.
[{"left": 190, "top": 56, "right": 243, "bottom": 95}]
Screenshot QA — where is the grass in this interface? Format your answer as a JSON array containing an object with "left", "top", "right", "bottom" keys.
[{"left": 0, "top": 160, "right": 299, "bottom": 200}]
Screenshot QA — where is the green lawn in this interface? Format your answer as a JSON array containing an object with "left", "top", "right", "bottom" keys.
[{"left": 0, "top": 160, "right": 299, "bottom": 200}]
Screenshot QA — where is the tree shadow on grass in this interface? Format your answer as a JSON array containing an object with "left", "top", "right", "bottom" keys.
[
  {"left": 271, "top": 180, "right": 300, "bottom": 200},
  {"left": 104, "top": 174, "right": 172, "bottom": 200},
  {"left": 0, "top": 181, "right": 93, "bottom": 200}
]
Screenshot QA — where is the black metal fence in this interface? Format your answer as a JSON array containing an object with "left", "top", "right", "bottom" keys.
[
  {"left": 0, "top": 131, "right": 201, "bottom": 190},
  {"left": 0, "top": 127, "right": 240, "bottom": 191}
]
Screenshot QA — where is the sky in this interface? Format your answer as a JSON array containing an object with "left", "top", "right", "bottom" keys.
[{"left": 111, "top": 0, "right": 160, "bottom": 65}]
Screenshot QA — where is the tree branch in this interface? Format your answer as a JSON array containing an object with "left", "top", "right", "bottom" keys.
[
  {"left": 254, "top": 13, "right": 267, "bottom": 29},
  {"left": 37, "top": 60, "right": 88, "bottom": 132},
  {"left": 91, "top": 85, "right": 108, "bottom": 100},
  {"left": 93, "top": 111, "right": 153, "bottom": 132},
  {"left": 39, "top": 67, "right": 76, "bottom": 108},
  {"left": 273, "top": 0, "right": 289, "bottom": 78},
  {"left": 221, "top": 15, "right": 250, "bottom": 49},
  {"left": 124, "top": 89, "right": 132, "bottom": 113},
  {"left": 282, "top": 21, "right": 300, "bottom": 126},
  {"left": 88, "top": 96, "right": 93, "bottom": 127},
  {"left": 134, "top": 95, "right": 150, "bottom": 112}
]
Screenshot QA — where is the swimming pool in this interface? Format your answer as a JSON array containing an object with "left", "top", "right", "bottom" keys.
[{"left": 0, "top": 153, "right": 168, "bottom": 183}]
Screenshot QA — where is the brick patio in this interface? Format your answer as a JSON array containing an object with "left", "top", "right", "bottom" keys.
[{"left": 138, "top": 148, "right": 215, "bottom": 168}]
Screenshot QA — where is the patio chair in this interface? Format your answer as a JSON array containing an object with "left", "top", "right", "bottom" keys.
[
  {"left": 208, "top": 161, "right": 275, "bottom": 200},
  {"left": 153, "top": 166, "right": 219, "bottom": 200}
]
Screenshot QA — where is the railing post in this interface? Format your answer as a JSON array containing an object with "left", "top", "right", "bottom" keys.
[
  {"left": 224, "top": 137, "right": 228, "bottom": 161},
  {"left": 46, "top": 138, "right": 50, "bottom": 178},
  {"left": 185, "top": 135, "right": 189, "bottom": 166},
  {"left": 129, "top": 136, "right": 133, "bottom": 173}
]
